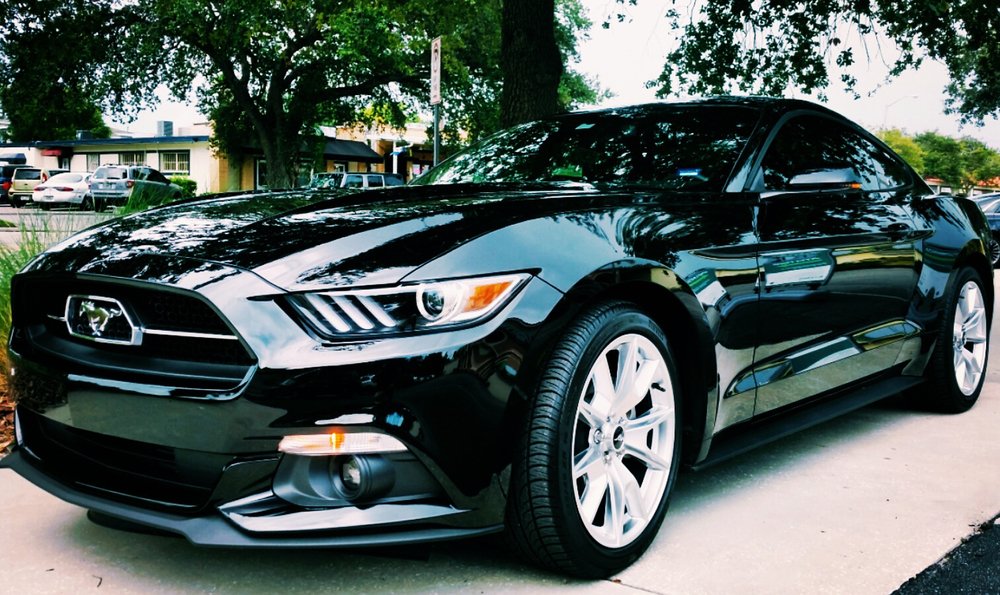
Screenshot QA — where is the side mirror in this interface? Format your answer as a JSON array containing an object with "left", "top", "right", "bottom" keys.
[{"left": 787, "top": 167, "right": 862, "bottom": 191}]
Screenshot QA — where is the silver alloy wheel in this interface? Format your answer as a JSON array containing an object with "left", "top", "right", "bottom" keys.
[
  {"left": 571, "top": 333, "right": 675, "bottom": 548},
  {"left": 990, "top": 239, "right": 1000, "bottom": 267},
  {"left": 953, "top": 280, "right": 988, "bottom": 395}
]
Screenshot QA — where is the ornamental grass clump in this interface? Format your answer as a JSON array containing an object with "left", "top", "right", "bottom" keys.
[{"left": 0, "top": 213, "right": 98, "bottom": 390}]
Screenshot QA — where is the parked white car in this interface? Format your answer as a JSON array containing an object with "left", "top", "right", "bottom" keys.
[{"left": 32, "top": 172, "right": 94, "bottom": 210}]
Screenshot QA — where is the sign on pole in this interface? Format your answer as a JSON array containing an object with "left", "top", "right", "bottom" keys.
[{"left": 430, "top": 37, "right": 442, "bottom": 105}]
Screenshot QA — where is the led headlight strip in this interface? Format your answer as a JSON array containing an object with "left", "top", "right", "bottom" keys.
[{"left": 285, "top": 272, "right": 530, "bottom": 339}]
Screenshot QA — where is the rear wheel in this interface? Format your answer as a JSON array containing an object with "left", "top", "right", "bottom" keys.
[
  {"left": 505, "top": 302, "right": 681, "bottom": 578},
  {"left": 990, "top": 238, "right": 1000, "bottom": 267},
  {"left": 40, "top": 204, "right": 50, "bottom": 211},
  {"left": 80, "top": 196, "right": 94, "bottom": 211},
  {"left": 922, "top": 267, "right": 990, "bottom": 412}
]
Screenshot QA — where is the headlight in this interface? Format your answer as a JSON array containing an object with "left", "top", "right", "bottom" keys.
[{"left": 284, "top": 273, "right": 530, "bottom": 339}]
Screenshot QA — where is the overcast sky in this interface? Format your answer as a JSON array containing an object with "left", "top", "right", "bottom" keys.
[{"left": 119, "top": 1, "right": 1000, "bottom": 147}]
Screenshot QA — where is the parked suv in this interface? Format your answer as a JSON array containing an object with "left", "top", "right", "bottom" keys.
[
  {"left": 10, "top": 167, "right": 67, "bottom": 208},
  {"left": 311, "top": 171, "right": 404, "bottom": 190},
  {"left": 89, "top": 165, "right": 182, "bottom": 210}
]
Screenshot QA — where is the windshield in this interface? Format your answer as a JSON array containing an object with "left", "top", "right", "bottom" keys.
[{"left": 413, "top": 105, "right": 761, "bottom": 191}]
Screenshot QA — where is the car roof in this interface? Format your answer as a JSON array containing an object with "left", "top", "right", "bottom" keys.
[{"left": 559, "top": 96, "right": 843, "bottom": 120}]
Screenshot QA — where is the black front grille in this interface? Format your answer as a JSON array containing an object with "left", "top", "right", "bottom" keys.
[
  {"left": 18, "top": 408, "right": 231, "bottom": 511},
  {"left": 12, "top": 276, "right": 255, "bottom": 392}
]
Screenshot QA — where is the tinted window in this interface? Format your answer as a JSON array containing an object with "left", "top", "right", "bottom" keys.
[
  {"left": 146, "top": 169, "right": 169, "bottom": 184},
  {"left": 14, "top": 169, "right": 41, "bottom": 181},
  {"left": 414, "top": 105, "right": 761, "bottom": 191},
  {"left": 367, "top": 176, "right": 383, "bottom": 188},
  {"left": 762, "top": 115, "right": 907, "bottom": 192},
  {"left": 344, "top": 174, "right": 364, "bottom": 188},
  {"left": 384, "top": 175, "right": 404, "bottom": 186}
]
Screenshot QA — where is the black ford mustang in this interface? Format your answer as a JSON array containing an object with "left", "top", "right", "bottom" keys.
[{"left": 2, "top": 98, "right": 993, "bottom": 578}]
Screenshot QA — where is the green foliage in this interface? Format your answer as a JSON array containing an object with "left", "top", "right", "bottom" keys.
[
  {"left": 169, "top": 176, "right": 198, "bottom": 198},
  {"left": 622, "top": 0, "right": 1000, "bottom": 123},
  {"left": 877, "top": 129, "right": 926, "bottom": 174},
  {"left": 0, "top": 0, "right": 132, "bottom": 141},
  {"left": 0, "top": 215, "right": 90, "bottom": 383},
  {"left": 881, "top": 130, "right": 1000, "bottom": 193}
]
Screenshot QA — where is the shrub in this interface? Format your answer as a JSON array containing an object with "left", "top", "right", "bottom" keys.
[{"left": 170, "top": 176, "right": 198, "bottom": 198}]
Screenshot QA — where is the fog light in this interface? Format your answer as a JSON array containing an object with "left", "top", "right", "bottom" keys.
[
  {"left": 332, "top": 455, "right": 395, "bottom": 501},
  {"left": 341, "top": 456, "right": 363, "bottom": 491},
  {"left": 278, "top": 431, "right": 407, "bottom": 456}
]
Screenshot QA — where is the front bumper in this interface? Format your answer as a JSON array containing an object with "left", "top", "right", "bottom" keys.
[
  {"left": 5, "top": 267, "right": 563, "bottom": 545},
  {"left": 1, "top": 447, "right": 501, "bottom": 547}
]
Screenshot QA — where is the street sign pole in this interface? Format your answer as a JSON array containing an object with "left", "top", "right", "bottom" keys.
[
  {"left": 430, "top": 37, "right": 441, "bottom": 166},
  {"left": 433, "top": 105, "right": 440, "bottom": 166}
]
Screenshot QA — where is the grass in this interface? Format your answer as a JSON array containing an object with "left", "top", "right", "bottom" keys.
[{"left": 0, "top": 212, "right": 106, "bottom": 452}]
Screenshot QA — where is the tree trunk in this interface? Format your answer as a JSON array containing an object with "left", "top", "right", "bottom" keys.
[
  {"left": 257, "top": 123, "right": 299, "bottom": 190},
  {"left": 500, "top": 0, "right": 563, "bottom": 128}
]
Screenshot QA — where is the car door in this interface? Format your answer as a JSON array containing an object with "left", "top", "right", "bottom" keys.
[{"left": 749, "top": 112, "right": 921, "bottom": 415}]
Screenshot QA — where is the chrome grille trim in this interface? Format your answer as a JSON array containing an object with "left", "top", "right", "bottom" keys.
[{"left": 143, "top": 329, "right": 239, "bottom": 341}]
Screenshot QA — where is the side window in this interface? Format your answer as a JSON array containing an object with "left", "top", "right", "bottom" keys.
[
  {"left": 344, "top": 174, "right": 364, "bottom": 188},
  {"left": 367, "top": 175, "right": 384, "bottom": 188},
  {"left": 868, "top": 147, "right": 912, "bottom": 189},
  {"left": 147, "top": 170, "right": 169, "bottom": 184},
  {"left": 761, "top": 115, "right": 885, "bottom": 192}
]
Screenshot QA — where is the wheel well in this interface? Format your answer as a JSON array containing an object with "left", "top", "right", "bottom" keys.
[
  {"left": 579, "top": 281, "right": 715, "bottom": 466},
  {"left": 959, "top": 250, "right": 994, "bottom": 318}
]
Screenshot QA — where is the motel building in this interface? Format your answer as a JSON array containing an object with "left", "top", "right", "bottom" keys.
[{"left": 0, "top": 120, "right": 437, "bottom": 195}]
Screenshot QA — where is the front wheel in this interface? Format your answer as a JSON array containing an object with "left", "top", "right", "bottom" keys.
[
  {"left": 505, "top": 302, "right": 681, "bottom": 578},
  {"left": 922, "top": 267, "right": 990, "bottom": 412},
  {"left": 989, "top": 238, "right": 1000, "bottom": 268}
]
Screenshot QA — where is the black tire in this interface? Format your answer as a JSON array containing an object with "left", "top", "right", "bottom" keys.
[
  {"left": 40, "top": 204, "right": 50, "bottom": 211},
  {"left": 505, "top": 301, "right": 681, "bottom": 578},
  {"left": 922, "top": 267, "right": 990, "bottom": 413},
  {"left": 80, "top": 196, "right": 94, "bottom": 211},
  {"left": 10, "top": 197, "right": 20, "bottom": 209},
  {"left": 94, "top": 197, "right": 106, "bottom": 212}
]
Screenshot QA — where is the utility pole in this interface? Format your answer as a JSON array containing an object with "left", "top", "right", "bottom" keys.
[{"left": 430, "top": 37, "right": 442, "bottom": 166}]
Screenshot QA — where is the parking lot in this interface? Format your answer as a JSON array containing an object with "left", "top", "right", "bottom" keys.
[{"left": 1, "top": 275, "right": 999, "bottom": 593}]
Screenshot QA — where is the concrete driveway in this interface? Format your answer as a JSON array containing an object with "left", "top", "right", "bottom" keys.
[{"left": 2, "top": 287, "right": 999, "bottom": 594}]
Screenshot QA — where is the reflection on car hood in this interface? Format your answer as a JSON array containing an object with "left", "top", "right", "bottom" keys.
[{"left": 25, "top": 184, "right": 606, "bottom": 291}]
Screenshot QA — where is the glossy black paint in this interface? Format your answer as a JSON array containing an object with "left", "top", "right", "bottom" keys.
[{"left": 3, "top": 97, "right": 993, "bottom": 546}]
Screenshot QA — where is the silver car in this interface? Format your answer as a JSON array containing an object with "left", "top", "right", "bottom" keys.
[{"left": 89, "top": 165, "right": 182, "bottom": 210}]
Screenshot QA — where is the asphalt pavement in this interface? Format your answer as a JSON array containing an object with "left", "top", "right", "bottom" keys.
[{"left": 0, "top": 242, "right": 999, "bottom": 593}]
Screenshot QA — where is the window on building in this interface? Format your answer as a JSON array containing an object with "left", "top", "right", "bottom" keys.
[
  {"left": 256, "top": 159, "right": 268, "bottom": 190},
  {"left": 86, "top": 154, "right": 100, "bottom": 172},
  {"left": 160, "top": 151, "right": 191, "bottom": 175},
  {"left": 119, "top": 151, "right": 146, "bottom": 166}
]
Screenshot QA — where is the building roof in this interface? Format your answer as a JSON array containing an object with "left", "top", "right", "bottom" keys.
[
  {"left": 2, "top": 134, "right": 383, "bottom": 162},
  {"left": 32, "top": 135, "right": 211, "bottom": 147}
]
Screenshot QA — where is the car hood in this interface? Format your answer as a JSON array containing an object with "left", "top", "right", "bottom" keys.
[{"left": 25, "top": 184, "right": 608, "bottom": 292}]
